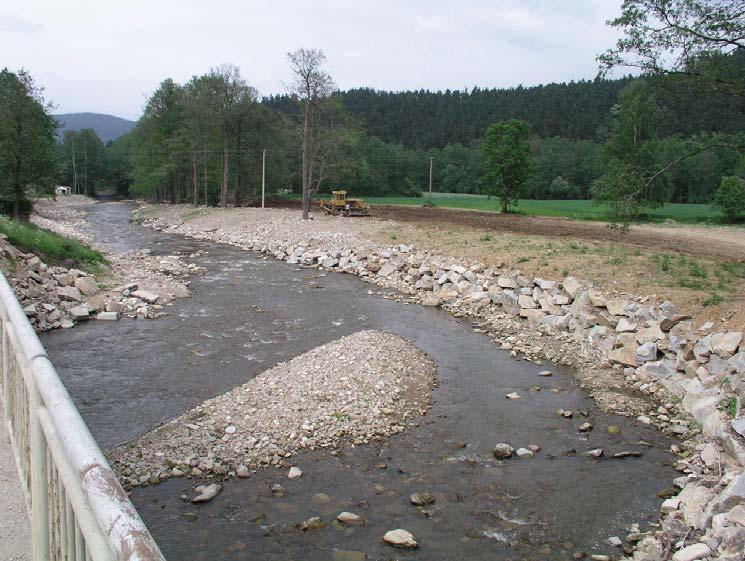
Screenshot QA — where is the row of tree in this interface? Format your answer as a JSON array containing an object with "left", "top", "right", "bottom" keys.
[{"left": 2, "top": 0, "right": 744, "bottom": 224}]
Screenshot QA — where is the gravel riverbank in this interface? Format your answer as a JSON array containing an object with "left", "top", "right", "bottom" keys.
[
  {"left": 110, "top": 330, "right": 436, "bottom": 488},
  {"left": 135, "top": 204, "right": 745, "bottom": 560}
]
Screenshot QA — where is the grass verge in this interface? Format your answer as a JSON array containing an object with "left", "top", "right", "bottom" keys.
[{"left": 0, "top": 218, "right": 106, "bottom": 270}]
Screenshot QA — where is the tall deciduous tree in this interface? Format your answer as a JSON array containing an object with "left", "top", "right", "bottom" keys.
[
  {"left": 0, "top": 68, "right": 58, "bottom": 219},
  {"left": 479, "top": 120, "right": 531, "bottom": 213},
  {"left": 205, "top": 65, "right": 257, "bottom": 208},
  {"left": 287, "top": 48, "right": 335, "bottom": 219}
]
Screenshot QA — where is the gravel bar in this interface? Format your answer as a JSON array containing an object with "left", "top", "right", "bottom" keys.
[{"left": 110, "top": 330, "right": 436, "bottom": 487}]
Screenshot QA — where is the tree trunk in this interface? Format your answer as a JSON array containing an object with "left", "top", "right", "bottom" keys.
[
  {"left": 82, "top": 140, "right": 88, "bottom": 196},
  {"left": 301, "top": 106, "right": 310, "bottom": 220},
  {"left": 203, "top": 157, "right": 208, "bottom": 207},
  {"left": 221, "top": 143, "right": 229, "bottom": 208},
  {"left": 70, "top": 143, "right": 77, "bottom": 194},
  {"left": 192, "top": 153, "right": 198, "bottom": 207}
]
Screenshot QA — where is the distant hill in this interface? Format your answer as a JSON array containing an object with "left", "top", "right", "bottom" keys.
[{"left": 54, "top": 112, "right": 135, "bottom": 143}]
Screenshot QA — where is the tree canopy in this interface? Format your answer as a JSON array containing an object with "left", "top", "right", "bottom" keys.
[{"left": 0, "top": 68, "right": 58, "bottom": 218}]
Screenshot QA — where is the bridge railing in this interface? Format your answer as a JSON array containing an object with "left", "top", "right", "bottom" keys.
[{"left": 0, "top": 271, "right": 165, "bottom": 561}]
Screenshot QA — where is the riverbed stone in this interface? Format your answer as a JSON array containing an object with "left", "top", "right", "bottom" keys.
[
  {"left": 70, "top": 305, "right": 90, "bottom": 321},
  {"left": 191, "top": 483, "right": 222, "bottom": 503},
  {"left": 671, "top": 543, "right": 710, "bottom": 561},
  {"left": 132, "top": 290, "right": 160, "bottom": 304},
  {"left": 288, "top": 466, "right": 303, "bottom": 480},
  {"left": 337, "top": 512, "right": 365, "bottom": 525},
  {"left": 409, "top": 492, "right": 435, "bottom": 506},
  {"left": 96, "top": 311, "right": 120, "bottom": 321},
  {"left": 383, "top": 529, "right": 417, "bottom": 548},
  {"left": 492, "top": 443, "right": 514, "bottom": 458}
]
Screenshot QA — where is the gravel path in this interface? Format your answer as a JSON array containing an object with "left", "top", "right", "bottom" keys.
[
  {"left": 110, "top": 330, "right": 436, "bottom": 487},
  {"left": 0, "top": 402, "right": 30, "bottom": 561}
]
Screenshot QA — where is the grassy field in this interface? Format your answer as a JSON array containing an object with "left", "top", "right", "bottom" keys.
[
  {"left": 0, "top": 218, "right": 106, "bottom": 269},
  {"left": 292, "top": 193, "right": 721, "bottom": 223}
]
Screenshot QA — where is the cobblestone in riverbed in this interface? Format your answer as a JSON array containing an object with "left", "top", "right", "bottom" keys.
[{"left": 110, "top": 330, "right": 436, "bottom": 487}]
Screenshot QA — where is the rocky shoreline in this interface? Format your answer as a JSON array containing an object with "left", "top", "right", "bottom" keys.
[
  {"left": 109, "top": 330, "right": 437, "bottom": 488},
  {"left": 1, "top": 197, "right": 202, "bottom": 332},
  {"left": 136, "top": 204, "right": 745, "bottom": 561}
]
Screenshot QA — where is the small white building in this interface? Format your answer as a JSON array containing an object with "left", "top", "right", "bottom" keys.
[{"left": 55, "top": 186, "right": 70, "bottom": 195}]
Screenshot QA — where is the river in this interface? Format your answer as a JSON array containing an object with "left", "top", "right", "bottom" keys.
[{"left": 41, "top": 201, "right": 675, "bottom": 560}]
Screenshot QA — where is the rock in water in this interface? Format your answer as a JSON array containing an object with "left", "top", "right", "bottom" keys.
[
  {"left": 505, "top": 392, "right": 521, "bottom": 400},
  {"left": 70, "top": 305, "right": 90, "bottom": 321},
  {"left": 191, "top": 483, "right": 222, "bottom": 503},
  {"left": 383, "top": 529, "right": 418, "bottom": 548},
  {"left": 492, "top": 443, "right": 514, "bottom": 458},
  {"left": 96, "top": 311, "right": 120, "bottom": 321},
  {"left": 337, "top": 512, "right": 365, "bottom": 525},
  {"left": 409, "top": 492, "right": 435, "bottom": 506},
  {"left": 288, "top": 466, "right": 303, "bottom": 480},
  {"left": 298, "top": 516, "right": 325, "bottom": 531}
]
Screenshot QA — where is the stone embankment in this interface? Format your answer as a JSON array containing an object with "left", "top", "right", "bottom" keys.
[
  {"left": 110, "top": 330, "right": 436, "bottom": 488},
  {"left": 138, "top": 205, "right": 745, "bottom": 560},
  {"left": 0, "top": 197, "right": 202, "bottom": 332}
]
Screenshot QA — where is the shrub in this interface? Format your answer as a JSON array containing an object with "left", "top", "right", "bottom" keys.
[{"left": 712, "top": 176, "right": 745, "bottom": 222}]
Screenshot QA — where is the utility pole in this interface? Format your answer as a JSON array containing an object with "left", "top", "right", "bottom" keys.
[
  {"left": 261, "top": 149, "right": 266, "bottom": 209},
  {"left": 428, "top": 156, "right": 434, "bottom": 203}
]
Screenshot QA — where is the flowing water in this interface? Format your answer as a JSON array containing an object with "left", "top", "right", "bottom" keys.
[{"left": 41, "top": 202, "right": 675, "bottom": 560}]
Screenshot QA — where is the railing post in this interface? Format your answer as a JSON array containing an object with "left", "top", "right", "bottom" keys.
[
  {"left": 30, "top": 383, "right": 50, "bottom": 561},
  {"left": 1, "top": 311, "right": 9, "bottom": 425}
]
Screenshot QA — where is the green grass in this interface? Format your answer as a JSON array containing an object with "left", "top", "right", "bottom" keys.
[
  {"left": 288, "top": 193, "right": 723, "bottom": 224},
  {"left": 0, "top": 218, "right": 106, "bottom": 269}
]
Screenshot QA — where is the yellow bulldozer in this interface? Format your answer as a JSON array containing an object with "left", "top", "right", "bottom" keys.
[{"left": 319, "top": 190, "right": 370, "bottom": 216}]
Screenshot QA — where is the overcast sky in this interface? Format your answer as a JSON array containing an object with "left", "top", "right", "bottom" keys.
[{"left": 1, "top": 0, "right": 624, "bottom": 121}]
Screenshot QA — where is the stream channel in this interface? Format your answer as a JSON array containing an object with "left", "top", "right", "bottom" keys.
[{"left": 40, "top": 201, "right": 675, "bottom": 561}]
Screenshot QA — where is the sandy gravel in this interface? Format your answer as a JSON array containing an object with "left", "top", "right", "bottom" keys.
[{"left": 110, "top": 330, "right": 436, "bottom": 487}]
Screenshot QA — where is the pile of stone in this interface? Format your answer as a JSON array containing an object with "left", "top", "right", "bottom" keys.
[
  {"left": 1, "top": 239, "right": 184, "bottom": 331},
  {"left": 139, "top": 207, "right": 745, "bottom": 560},
  {"left": 109, "top": 330, "right": 436, "bottom": 489}
]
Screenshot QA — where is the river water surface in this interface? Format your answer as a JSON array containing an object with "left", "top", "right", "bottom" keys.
[{"left": 41, "top": 202, "right": 675, "bottom": 561}]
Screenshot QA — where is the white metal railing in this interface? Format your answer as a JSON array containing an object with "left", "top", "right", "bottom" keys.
[{"left": 0, "top": 271, "right": 165, "bottom": 561}]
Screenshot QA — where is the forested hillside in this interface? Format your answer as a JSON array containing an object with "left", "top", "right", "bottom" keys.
[
  {"left": 266, "top": 73, "right": 745, "bottom": 149},
  {"left": 54, "top": 113, "right": 135, "bottom": 143}
]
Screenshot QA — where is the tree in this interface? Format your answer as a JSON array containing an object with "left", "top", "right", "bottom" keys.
[
  {"left": 0, "top": 68, "right": 58, "bottom": 219},
  {"left": 599, "top": 0, "right": 745, "bottom": 99},
  {"left": 479, "top": 120, "right": 531, "bottom": 213},
  {"left": 712, "top": 176, "right": 745, "bottom": 221},
  {"left": 592, "top": 80, "right": 667, "bottom": 224},
  {"left": 204, "top": 65, "right": 257, "bottom": 208},
  {"left": 287, "top": 48, "right": 335, "bottom": 219}
]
